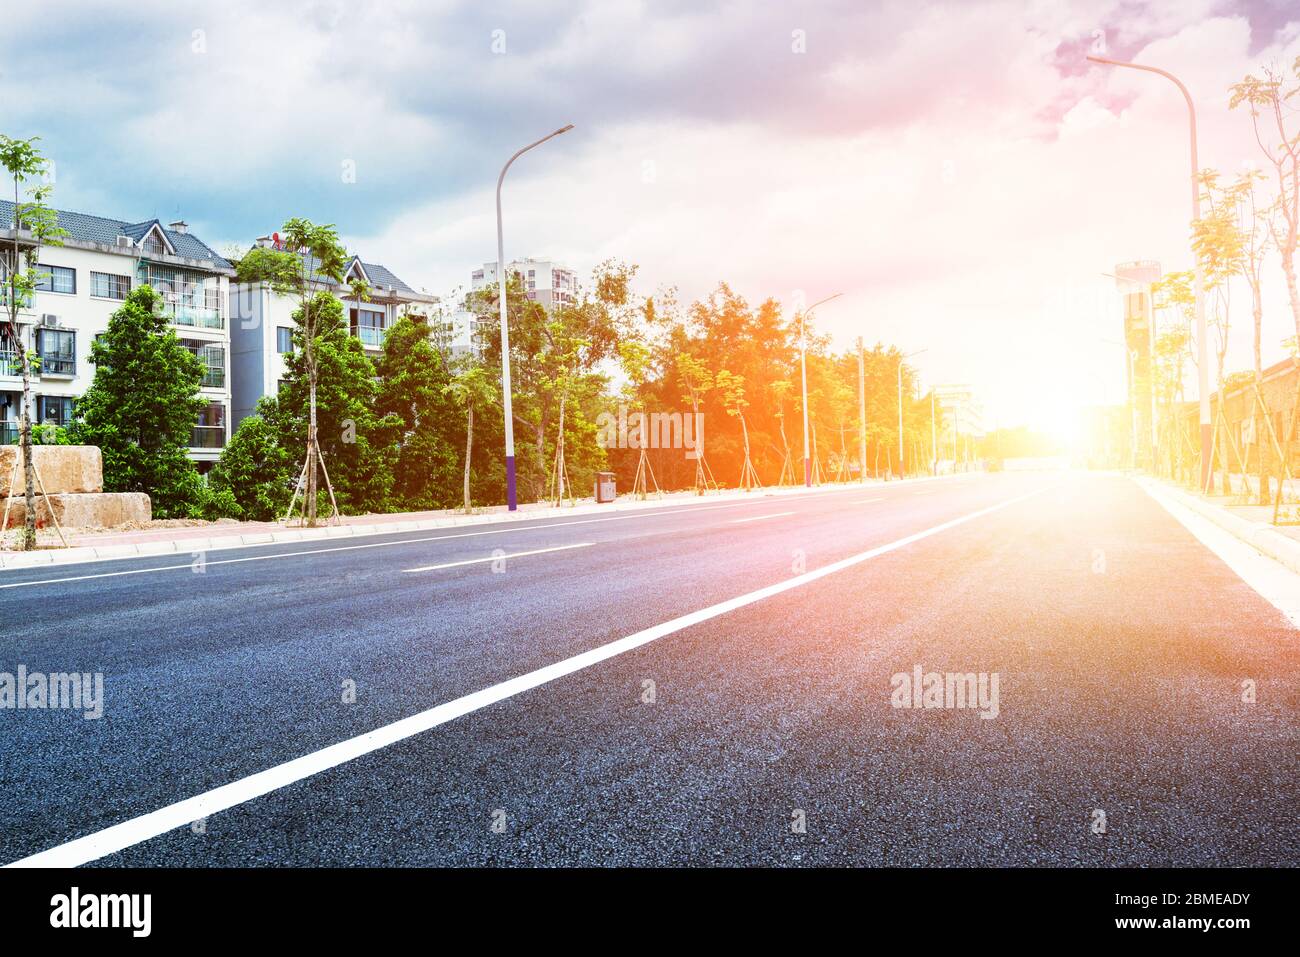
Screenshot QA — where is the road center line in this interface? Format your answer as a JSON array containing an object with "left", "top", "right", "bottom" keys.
[
  {"left": 5, "top": 482, "right": 1052, "bottom": 869},
  {"left": 402, "top": 543, "right": 594, "bottom": 573},
  {"left": 728, "top": 511, "right": 796, "bottom": 524},
  {"left": 852, "top": 498, "right": 885, "bottom": 504}
]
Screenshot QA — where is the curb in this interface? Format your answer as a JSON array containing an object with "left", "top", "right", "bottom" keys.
[
  {"left": 1138, "top": 477, "right": 1300, "bottom": 577},
  {"left": 0, "top": 471, "right": 975, "bottom": 573}
]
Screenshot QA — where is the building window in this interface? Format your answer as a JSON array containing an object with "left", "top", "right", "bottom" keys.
[
  {"left": 181, "top": 339, "right": 225, "bottom": 388},
  {"left": 90, "top": 271, "right": 131, "bottom": 300},
  {"left": 191, "top": 402, "right": 226, "bottom": 449},
  {"left": 37, "top": 395, "right": 74, "bottom": 427},
  {"left": 276, "top": 326, "right": 294, "bottom": 353},
  {"left": 141, "top": 232, "right": 168, "bottom": 258},
  {"left": 35, "top": 265, "right": 76, "bottom": 295},
  {"left": 36, "top": 329, "right": 76, "bottom": 376}
]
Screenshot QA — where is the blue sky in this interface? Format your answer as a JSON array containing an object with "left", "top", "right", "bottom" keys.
[{"left": 4, "top": 0, "right": 1300, "bottom": 428}]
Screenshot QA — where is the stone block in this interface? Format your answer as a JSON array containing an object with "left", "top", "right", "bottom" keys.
[
  {"left": 1, "top": 492, "right": 150, "bottom": 529},
  {"left": 0, "top": 445, "right": 103, "bottom": 495}
]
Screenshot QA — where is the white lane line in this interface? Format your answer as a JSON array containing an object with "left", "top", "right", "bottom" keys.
[
  {"left": 402, "top": 543, "right": 593, "bottom": 573},
  {"left": 728, "top": 511, "right": 796, "bottom": 524},
  {"left": 0, "top": 499, "right": 841, "bottom": 591},
  {"left": 1137, "top": 480, "right": 1300, "bottom": 628},
  {"left": 852, "top": 498, "right": 885, "bottom": 504},
  {"left": 5, "top": 481, "right": 1051, "bottom": 869}
]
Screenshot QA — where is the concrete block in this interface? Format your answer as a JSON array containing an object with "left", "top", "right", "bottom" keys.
[
  {"left": 1, "top": 492, "right": 151, "bottom": 529},
  {"left": 0, "top": 445, "right": 103, "bottom": 495}
]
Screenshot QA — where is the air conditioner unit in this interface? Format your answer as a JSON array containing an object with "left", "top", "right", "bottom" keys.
[
  {"left": 116, "top": 235, "right": 134, "bottom": 248},
  {"left": 39, "top": 314, "right": 61, "bottom": 328}
]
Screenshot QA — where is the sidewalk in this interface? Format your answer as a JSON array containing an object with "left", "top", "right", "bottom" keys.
[{"left": 0, "top": 471, "right": 971, "bottom": 572}]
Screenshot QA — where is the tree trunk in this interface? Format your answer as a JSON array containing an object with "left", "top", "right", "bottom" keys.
[
  {"left": 19, "top": 347, "right": 35, "bottom": 550},
  {"left": 463, "top": 403, "right": 473, "bottom": 512},
  {"left": 306, "top": 357, "right": 319, "bottom": 527},
  {"left": 554, "top": 392, "right": 567, "bottom": 504},
  {"left": 532, "top": 420, "right": 546, "bottom": 504}
]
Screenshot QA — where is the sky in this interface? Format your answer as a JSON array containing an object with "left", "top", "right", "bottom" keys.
[{"left": 3, "top": 0, "right": 1300, "bottom": 433}]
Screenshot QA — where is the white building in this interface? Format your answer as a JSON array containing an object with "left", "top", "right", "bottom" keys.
[
  {"left": 228, "top": 238, "right": 437, "bottom": 428},
  {"left": 431, "top": 307, "right": 487, "bottom": 359},
  {"left": 0, "top": 203, "right": 234, "bottom": 466},
  {"left": 471, "top": 258, "right": 578, "bottom": 311}
]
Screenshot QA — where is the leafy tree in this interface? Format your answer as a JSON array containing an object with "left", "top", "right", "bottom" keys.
[
  {"left": 71, "top": 286, "right": 209, "bottom": 518},
  {"left": 277, "top": 219, "right": 350, "bottom": 525},
  {"left": 443, "top": 361, "right": 498, "bottom": 512},
  {"left": 208, "top": 399, "right": 296, "bottom": 521},
  {"left": 275, "top": 292, "right": 399, "bottom": 515},
  {"left": 1, "top": 134, "right": 64, "bottom": 548},
  {"left": 375, "top": 314, "right": 461, "bottom": 509}
]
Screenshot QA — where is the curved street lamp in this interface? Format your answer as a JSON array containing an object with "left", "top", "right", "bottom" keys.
[
  {"left": 1086, "top": 55, "right": 1210, "bottom": 493},
  {"left": 495, "top": 125, "right": 574, "bottom": 510}
]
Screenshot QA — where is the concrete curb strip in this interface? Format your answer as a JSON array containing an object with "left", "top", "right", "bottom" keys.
[
  {"left": 0, "top": 472, "right": 974, "bottom": 573},
  {"left": 1140, "top": 477, "right": 1300, "bottom": 577}
]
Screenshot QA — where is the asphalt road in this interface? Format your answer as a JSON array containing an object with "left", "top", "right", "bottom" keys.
[{"left": 1, "top": 472, "right": 1297, "bottom": 866}]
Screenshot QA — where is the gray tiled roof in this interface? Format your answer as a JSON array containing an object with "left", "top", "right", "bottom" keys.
[
  {"left": 356, "top": 259, "right": 418, "bottom": 296},
  {"left": 0, "top": 201, "right": 231, "bottom": 269},
  {"left": 249, "top": 248, "right": 421, "bottom": 298}
]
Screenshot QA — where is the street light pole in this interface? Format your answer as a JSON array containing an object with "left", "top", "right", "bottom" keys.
[
  {"left": 1087, "top": 55, "right": 1210, "bottom": 493},
  {"left": 898, "top": 348, "right": 927, "bottom": 478},
  {"left": 857, "top": 336, "right": 867, "bottom": 483},
  {"left": 931, "top": 392, "right": 937, "bottom": 476},
  {"left": 495, "top": 124, "right": 574, "bottom": 511},
  {"left": 798, "top": 293, "right": 843, "bottom": 487}
]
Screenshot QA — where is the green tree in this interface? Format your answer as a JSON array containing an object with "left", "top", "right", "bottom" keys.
[
  {"left": 208, "top": 399, "right": 296, "bottom": 521},
  {"left": 443, "top": 361, "right": 498, "bottom": 512},
  {"left": 375, "top": 314, "right": 460, "bottom": 509},
  {"left": 71, "top": 286, "right": 209, "bottom": 518},
  {"left": 1, "top": 134, "right": 65, "bottom": 548},
  {"left": 275, "top": 292, "right": 398, "bottom": 516},
  {"left": 273, "top": 219, "right": 350, "bottom": 525}
]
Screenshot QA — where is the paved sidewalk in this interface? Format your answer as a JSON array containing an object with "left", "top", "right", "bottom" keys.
[{"left": 0, "top": 471, "right": 975, "bottom": 571}]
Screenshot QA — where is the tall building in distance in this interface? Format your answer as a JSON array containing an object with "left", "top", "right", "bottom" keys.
[
  {"left": 0, "top": 203, "right": 233, "bottom": 467},
  {"left": 471, "top": 258, "right": 578, "bottom": 311}
]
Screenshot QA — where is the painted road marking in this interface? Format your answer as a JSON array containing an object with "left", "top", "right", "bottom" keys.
[
  {"left": 402, "top": 543, "right": 594, "bottom": 573},
  {"left": 5, "top": 482, "right": 1054, "bottom": 869},
  {"left": 0, "top": 501, "right": 832, "bottom": 590},
  {"left": 728, "top": 511, "right": 796, "bottom": 524},
  {"left": 852, "top": 498, "right": 885, "bottom": 504},
  {"left": 0, "top": 477, "right": 982, "bottom": 590}
]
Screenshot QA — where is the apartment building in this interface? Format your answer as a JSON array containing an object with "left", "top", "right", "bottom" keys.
[
  {"left": 0, "top": 203, "right": 234, "bottom": 466},
  {"left": 228, "top": 237, "right": 437, "bottom": 427},
  {"left": 471, "top": 258, "right": 578, "bottom": 310}
]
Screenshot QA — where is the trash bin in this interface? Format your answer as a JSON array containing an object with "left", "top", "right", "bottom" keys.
[{"left": 594, "top": 471, "right": 616, "bottom": 503}]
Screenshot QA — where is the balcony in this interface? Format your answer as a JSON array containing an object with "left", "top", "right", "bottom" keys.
[
  {"left": 200, "top": 366, "right": 225, "bottom": 389},
  {"left": 166, "top": 302, "right": 225, "bottom": 330},
  {"left": 0, "top": 350, "right": 21, "bottom": 377},
  {"left": 353, "top": 325, "right": 386, "bottom": 348},
  {"left": 1, "top": 421, "right": 16, "bottom": 445}
]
